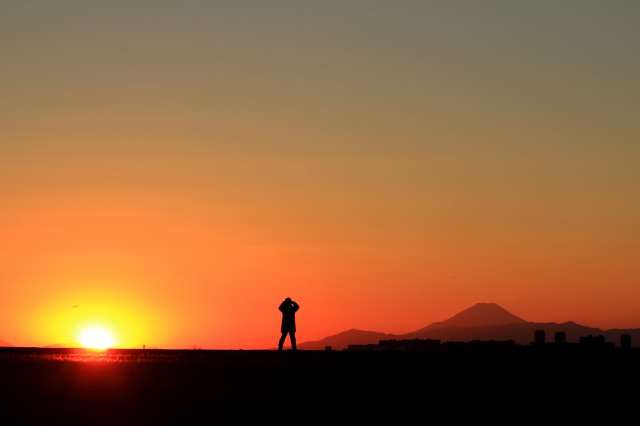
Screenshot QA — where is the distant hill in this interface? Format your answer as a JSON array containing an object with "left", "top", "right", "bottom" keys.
[
  {"left": 297, "top": 302, "right": 640, "bottom": 350},
  {"left": 0, "top": 339, "right": 13, "bottom": 347},
  {"left": 297, "top": 329, "right": 402, "bottom": 351}
]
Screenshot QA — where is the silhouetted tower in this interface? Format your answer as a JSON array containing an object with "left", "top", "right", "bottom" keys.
[
  {"left": 621, "top": 334, "right": 631, "bottom": 350},
  {"left": 554, "top": 331, "right": 566, "bottom": 344},
  {"left": 534, "top": 329, "right": 546, "bottom": 345}
]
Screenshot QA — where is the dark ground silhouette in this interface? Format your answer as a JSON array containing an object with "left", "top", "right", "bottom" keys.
[{"left": 1, "top": 347, "right": 638, "bottom": 425}]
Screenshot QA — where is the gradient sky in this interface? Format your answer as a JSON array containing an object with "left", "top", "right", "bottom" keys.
[{"left": 2, "top": 1, "right": 639, "bottom": 349}]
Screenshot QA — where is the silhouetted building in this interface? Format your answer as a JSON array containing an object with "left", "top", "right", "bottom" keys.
[
  {"left": 554, "top": 331, "right": 566, "bottom": 344},
  {"left": 580, "top": 334, "right": 604, "bottom": 344},
  {"left": 534, "top": 329, "right": 546, "bottom": 345},
  {"left": 620, "top": 334, "right": 631, "bottom": 350},
  {"left": 579, "top": 334, "right": 615, "bottom": 352}
]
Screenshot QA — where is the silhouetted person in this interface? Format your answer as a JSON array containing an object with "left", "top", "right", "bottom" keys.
[{"left": 278, "top": 297, "right": 299, "bottom": 351}]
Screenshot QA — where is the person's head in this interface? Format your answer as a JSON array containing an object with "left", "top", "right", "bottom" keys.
[{"left": 285, "top": 297, "right": 292, "bottom": 303}]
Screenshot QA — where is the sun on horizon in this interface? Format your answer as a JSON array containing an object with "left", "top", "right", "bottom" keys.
[{"left": 78, "top": 326, "right": 115, "bottom": 350}]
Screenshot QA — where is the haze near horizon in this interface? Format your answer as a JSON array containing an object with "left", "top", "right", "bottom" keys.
[{"left": 1, "top": 1, "right": 639, "bottom": 349}]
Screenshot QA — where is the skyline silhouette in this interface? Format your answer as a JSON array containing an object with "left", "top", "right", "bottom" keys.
[
  {"left": 3, "top": 302, "right": 640, "bottom": 351},
  {"left": 299, "top": 302, "right": 640, "bottom": 350}
]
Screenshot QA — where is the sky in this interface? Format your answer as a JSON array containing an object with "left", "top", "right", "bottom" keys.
[{"left": 1, "top": 1, "right": 639, "bottom": 350}]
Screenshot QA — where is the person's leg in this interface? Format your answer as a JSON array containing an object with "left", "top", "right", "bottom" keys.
[
  {"left": 278, "top": 332, "right": 286, "bottom": 350},
  {"left": 290, "top": 331, "right": 296, "bottom": 351}
]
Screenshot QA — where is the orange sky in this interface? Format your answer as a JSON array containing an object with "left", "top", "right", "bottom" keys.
[{"left": 1, "top": 1, "right": 639, "bottom": 349}]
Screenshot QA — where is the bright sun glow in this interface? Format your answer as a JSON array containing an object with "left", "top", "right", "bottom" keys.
[{"left": 78, "top": 326, "right": 115, "bottom": 350}]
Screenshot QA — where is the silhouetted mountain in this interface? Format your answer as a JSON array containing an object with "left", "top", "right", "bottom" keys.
[
  {"left": 419, "top": 302, "right": 527, "bottom": 331},
  {"left": 297, "top": 302, "right": 640, "bottom": 350},
  {"left": 0, "top": 338, "right": 13, "bottom": 347}
]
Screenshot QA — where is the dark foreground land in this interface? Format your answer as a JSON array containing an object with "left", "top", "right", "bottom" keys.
[{"left": 2, "top": 347, "right": 639, "bottom": 425}]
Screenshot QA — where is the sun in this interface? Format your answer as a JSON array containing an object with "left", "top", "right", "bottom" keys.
[{"left": 78, "top": 326, "right": 115, "bottom": 350}]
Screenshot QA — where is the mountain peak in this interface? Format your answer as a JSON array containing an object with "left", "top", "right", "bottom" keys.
[{"left": 433, "top": 302, "right": 527, "bottom": 329}]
